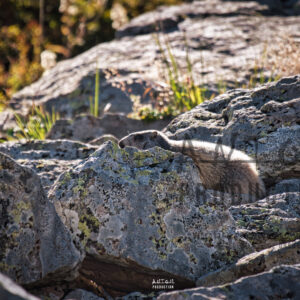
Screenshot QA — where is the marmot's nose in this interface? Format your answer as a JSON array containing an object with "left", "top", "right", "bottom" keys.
[{"left": 119, "top": 141, "right": 125, "bottom": 148}]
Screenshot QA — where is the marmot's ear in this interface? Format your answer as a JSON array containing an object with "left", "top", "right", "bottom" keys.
[{"left": 151, "top": 131, "right": 158, "bottom": 139}]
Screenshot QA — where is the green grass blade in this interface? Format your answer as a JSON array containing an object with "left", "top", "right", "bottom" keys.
[{"left": 94, "top": 66, "right": 100, "bottom": 117}]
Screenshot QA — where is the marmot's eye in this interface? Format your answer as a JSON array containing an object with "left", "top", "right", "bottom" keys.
[{"left": 134, "top": 134, "right": 144, "bottom": 141}]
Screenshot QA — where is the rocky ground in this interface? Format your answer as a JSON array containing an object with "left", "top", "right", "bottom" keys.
[
  {"left": 1, "top": 0, "right": 300, "bottom": 131},
  {"left": 0, "top": 0, "right": 300, "bottom": 299}
]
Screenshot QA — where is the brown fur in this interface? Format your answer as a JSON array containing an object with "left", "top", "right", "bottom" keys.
[{"left": 119, "top": 130, "right": 266, "bottom": 200}]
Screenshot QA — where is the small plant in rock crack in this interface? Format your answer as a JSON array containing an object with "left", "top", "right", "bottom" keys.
[
  {"left": 153, "top": 33, "right": 208, "bottom": 112},
  {"left": 134, "top": 33, "right": 209, "bottom": 122},
  {"left": 14, "top": 104, "right": 59, "bottom": 140},
  {"left": 90, "top": 64, "right": 100, "bottom": 117}
]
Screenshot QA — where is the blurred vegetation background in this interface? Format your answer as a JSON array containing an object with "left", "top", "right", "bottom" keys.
[{"left": 0, "top": 0, "right": 183, "bottom": 102}]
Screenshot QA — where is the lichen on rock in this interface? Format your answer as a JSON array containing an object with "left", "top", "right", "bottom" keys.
[
  {"left": 49, "top": 141, "right": 253, "bottom": 293},
  {"left": 0, "top": 151, "right": 82, "bottom": 286}
]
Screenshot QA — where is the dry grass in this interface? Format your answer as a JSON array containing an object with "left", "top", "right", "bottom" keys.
[{"left": 265, "top": 35, "right": 300, "bottom": 77}]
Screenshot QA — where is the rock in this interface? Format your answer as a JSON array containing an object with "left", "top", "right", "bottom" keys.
[
  {"left": 227, "top": 0, "right": 300, "bottom": 15},
  {"left": 269, "top": 178, "right": 300, "bottom": 194},
  {"left": 3, "top": 0, "right": 300, "bottom": 128},
  {"left": 0, "top": 139, "right": 97, "bottom": 194},
  {"left": 49, "top": 141, "right": 253, "bottom": 295},
  {"left": 256, "top": 125, "right": 300, "bottom": 186},
  {"left": 116, "top": 0, "right": 269, "bottom": 38},
  {"left": 46, "top": 113, "right": 171, "bottom": 142},
  {"left": 165, "top": 75, "right": 300, "bottom": 187},
  {"left": 0, "top": 272, "right": 40, "bottom": 300},
  {"left": 63, "top": 289, "right": 104, "bottom": 300},
  {"left": 157, "top": 264, "right": 300, "bottom": 300},
  {"left": 0, "top": 152, "right": 82, "bottom": 285},
  {"left": 229, "top": 192, "right": 300, "bottom": 251},
  {"left": 116, "top": 291, "right": 159, "bottom": 300},
  {"left": 196, "top": 239, "right": 300, "bottom": 287}
]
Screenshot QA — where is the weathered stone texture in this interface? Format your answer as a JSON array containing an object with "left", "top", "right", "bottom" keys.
[
  {"left": 0, "top": 140, "right": 97, "bottom": 194},
  {"left": 196, "top": 239, "right": 300, "bottom": 287},
  {"left": 63, "top": 289, "right": 104, "bottom": 300},
  {"left": 49, "top": 141, "right": 253, "bottom": 293},
  {"left": 0, "top": 152, "right": 82, "bottom": 285},
  {"left": 158, "top": 264, "right": 300, "bottom": 300},
  {"left": 230, "top": 192, "right": 300, "bottom": 251}
]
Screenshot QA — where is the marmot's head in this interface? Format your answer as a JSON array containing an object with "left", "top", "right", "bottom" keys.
[{"left": 119, "top": 130, "right": 168, "bottom": 150}]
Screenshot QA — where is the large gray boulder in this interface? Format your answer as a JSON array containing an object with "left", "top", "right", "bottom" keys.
[
  {"left": 116, "top": 0, "right": 269, "bottom": 38},
  {"left": 196, "top": 239, "right": 300, "bottom": 287},
  {"left": 49, "top": 141, "right": 253, "bottom": 294},
  {"left": 63, "top": 289, "right": 104, "bottom": 300},
  {"left": 0, "top": 139, "right": 97, "bottom": 194},
  {"left": 0, "top": 152, "right": 82, "bottom": 285},
  {"left": 230, "top": 192, "right": 300, "bottom": 251},
  {"left": 157, "top": 264, "right": 300, "bottom": 300}
]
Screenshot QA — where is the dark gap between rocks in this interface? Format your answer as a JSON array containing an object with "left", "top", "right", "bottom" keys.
[{"left": 79, "top": 254, "right": 195, "bottom": 297}]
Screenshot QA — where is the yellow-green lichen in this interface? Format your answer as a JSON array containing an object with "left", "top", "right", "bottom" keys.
[
  {"left": 157, "top": 225, "right": 166, "bottom": 236},
  {"left": 199, "top": 206, "right": 209, "bottom": 215},
  {"left": 36, "top": 162, "right": 45, "bottom": 169},
  {"left": 226, "top": 249, "right": 237, "bottom": 263},
  {"left": 160, "top": 170, "right": 180, "bottom": 180},
  {"left": 60, "top": 172, "right": 72, "bottom": 186},
  {"left": 133, "top": 151, "right": 153, "bottom": 167},
  {"left": 0, "top": 262, "right": 14, "bottom": 272},
  {"left": 72, "top": 175, "right": 88, "bottom": 198},
  {"left": 278, "top": 232, "right": 300, "bottom": 243},
  {"left": 131, "top": 148, "right": 172, "bottom": 167},
  {"left": 259, "top": 131, "right": 268, "bottom": 138},
  {"left": 78, "top": 213, "right": 100, "bottom": 246},
  {"left": 159, "top": 253, "right": 167, "bottom": 260},
  {"left": 172, "top": 237, "right": 184, "bottom": 248},
  {"left": 156, "top": 201, "right": 168, "bottom": 210},
  {"left": 150, "top": 234, "right": 169, "bottom": 260},
  {"left": 189, "top": 253, "right": 198, "bottom": 264},
  {"left": 82, "top": 213, "right": 100, "bottom": 230},
  {"left": 136, "top": 169, "right": 152, "bottom": 177},
  {"left": 102, "top": 163, "right": 138, "bottom": 184},
  {"left": 107, "top": 141, "right": 129, "bottom": 161},
  {"left": 236, "top": 219, "right": 247, "bottom": 227},
  {"left": 148, "top": 172, "right": 190, "bottom": 258},
  {"left": 11, "top": 201, "right": 32, "bottom": 223},
  {"left": 149, "top": 212, "right": 161, "bottom": 225},
  {"left": 78, "top": 220, "right": 91, "bottom": 246}
]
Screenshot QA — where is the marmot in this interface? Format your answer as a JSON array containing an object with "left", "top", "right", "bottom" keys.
[
  {"left": 119, "top": 130, "right": 266, "bottom": 200},
  {"left": 89, "top": 134, "right": 118, "bottom": 146}
]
